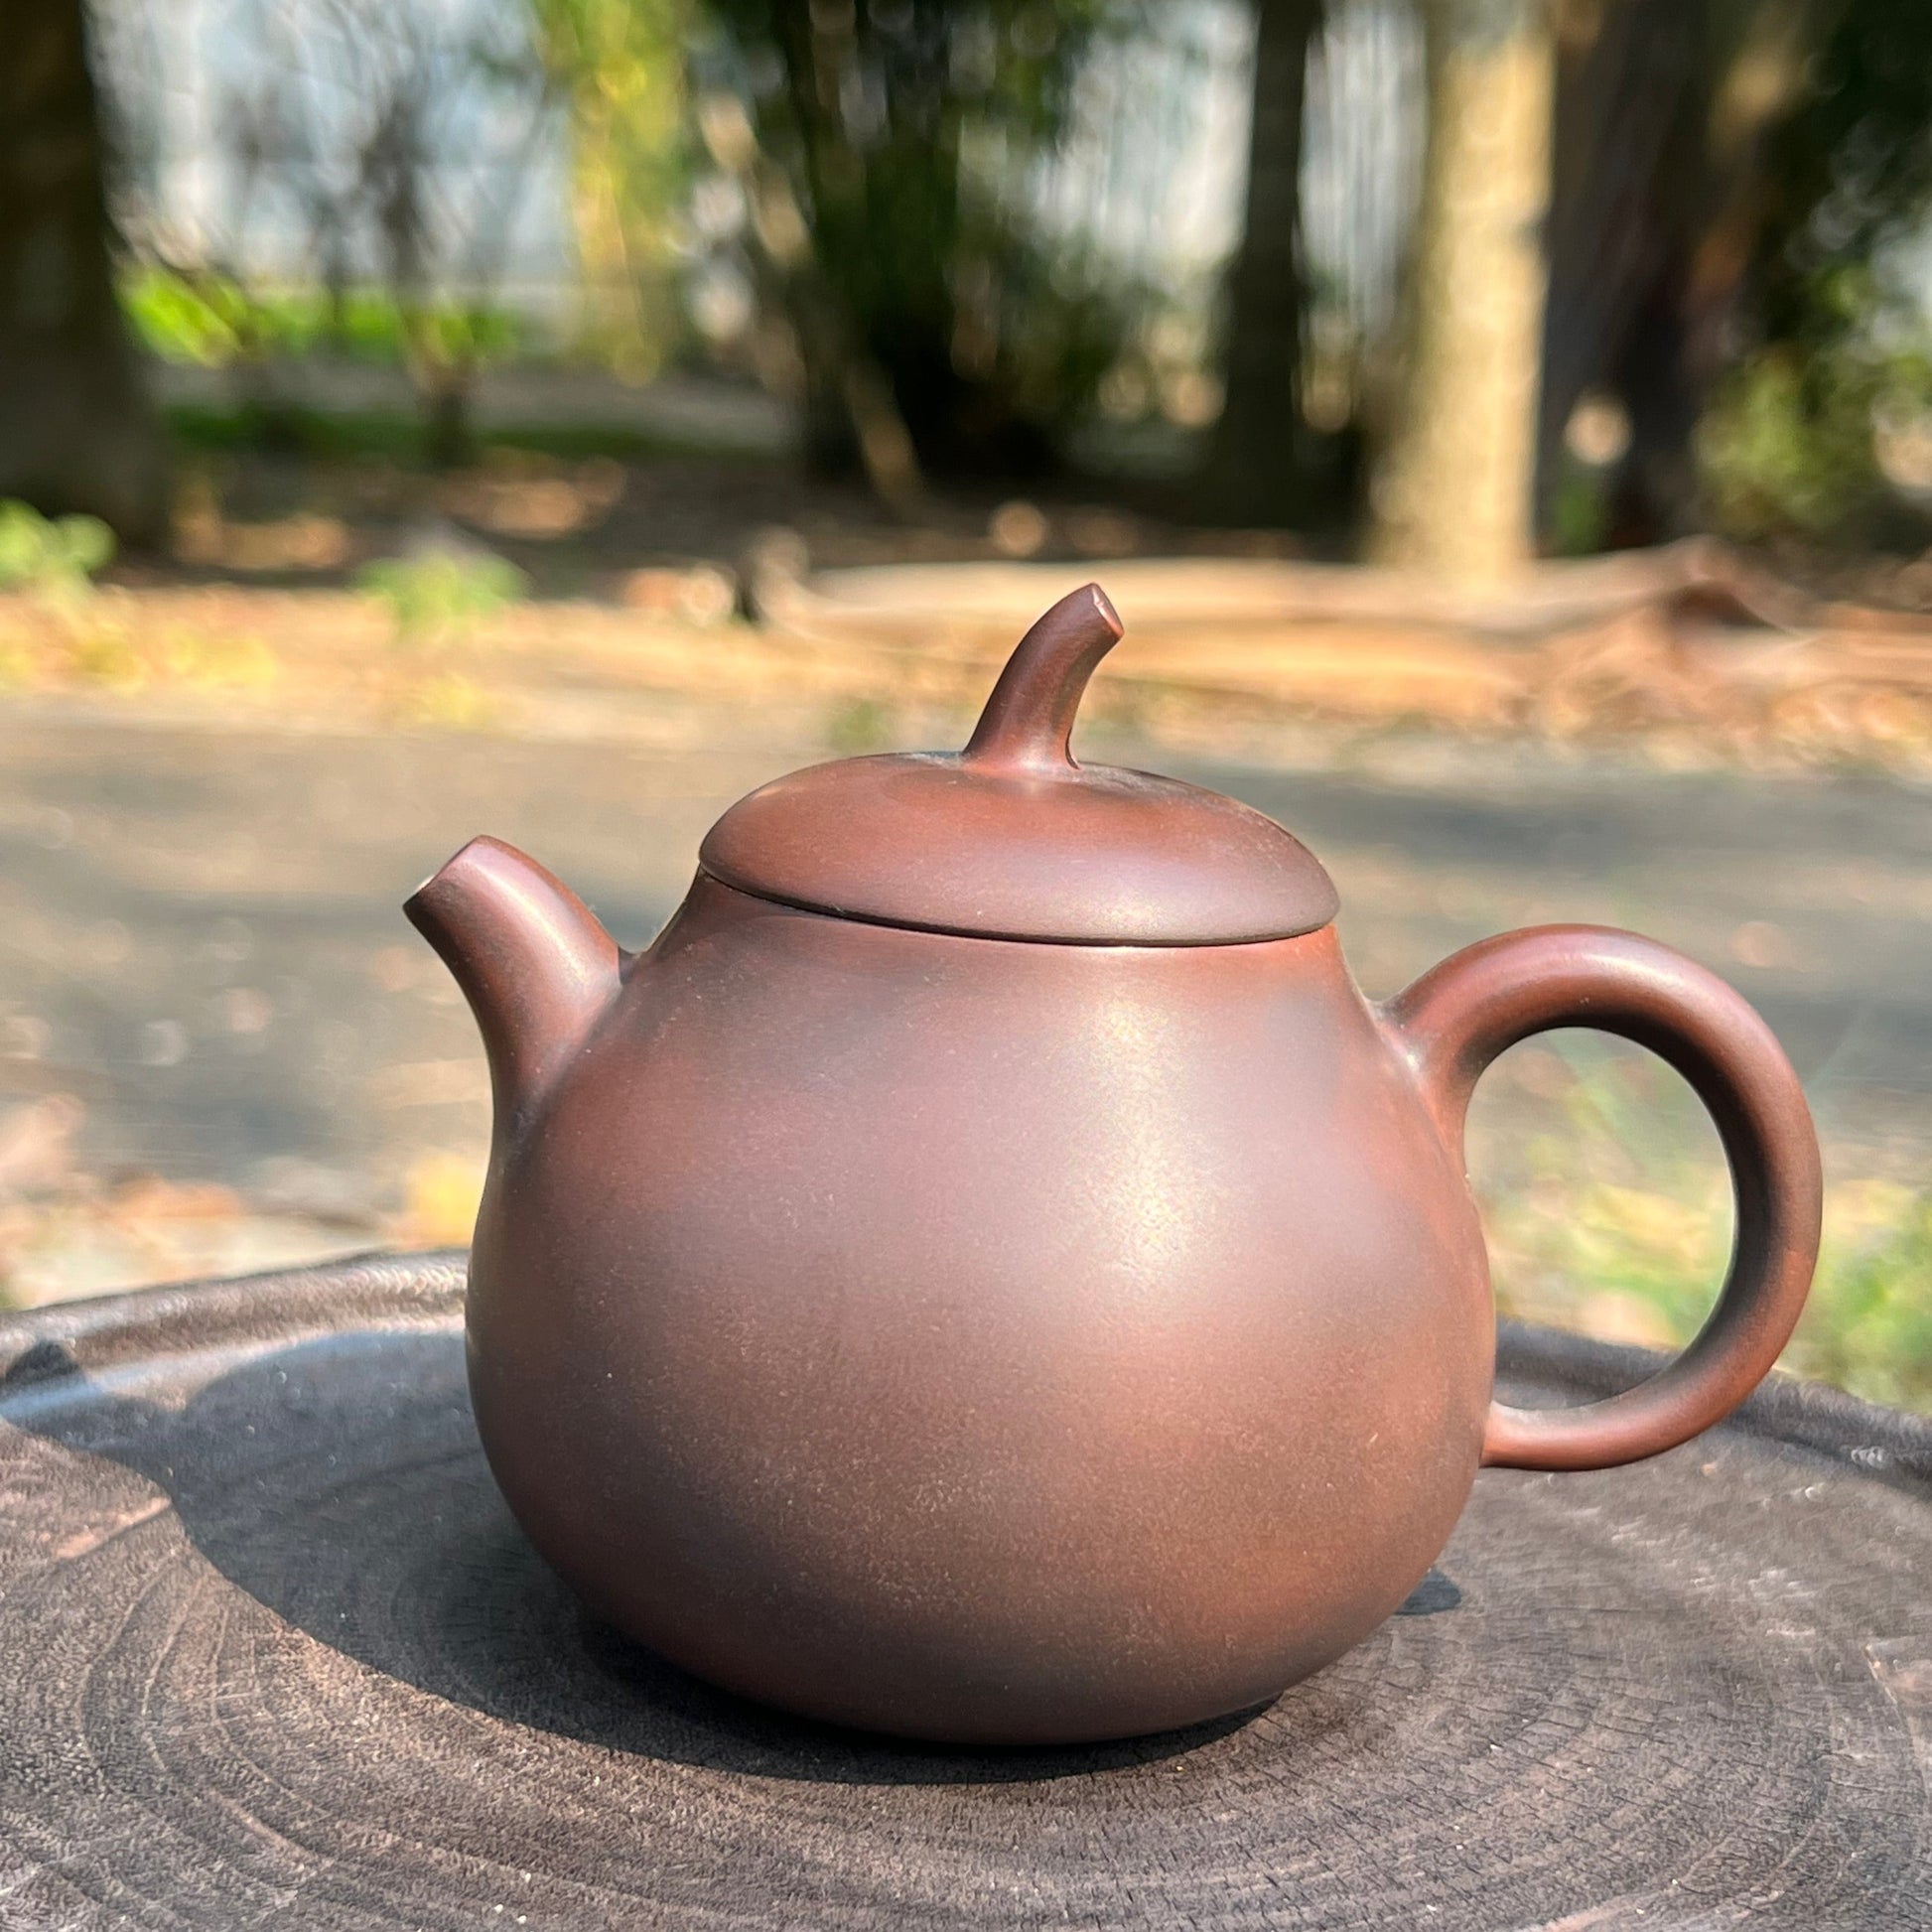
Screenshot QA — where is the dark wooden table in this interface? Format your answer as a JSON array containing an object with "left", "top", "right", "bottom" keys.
[{"left": 1, "top": 1254, "right": 1927, "bottom": 1929}]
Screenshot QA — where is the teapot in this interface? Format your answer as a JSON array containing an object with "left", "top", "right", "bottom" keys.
[{"left": 408, "top": 585, "right": 1821, "bottom": 1746}]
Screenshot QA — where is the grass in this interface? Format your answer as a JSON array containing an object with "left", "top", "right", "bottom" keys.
[
  {"left": 1470, "top": 1034, "right": 1932, "bottom": 1415},
  {"left": 0, "top": 497, "right": 280, "bottom": 698},
  {"left": 123, "top": 268, "right": 528, "bottom": 372},
  {"left": 163, "top": 402, "right": 751, "bottom": 468},
  {"left": 356, "top": 549, "right": 527, "bottom": 648}
]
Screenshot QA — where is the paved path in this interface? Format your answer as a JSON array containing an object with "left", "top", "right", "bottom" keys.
[{"left": 1, "top": 706, "right": 1925, "bottom": 1231}]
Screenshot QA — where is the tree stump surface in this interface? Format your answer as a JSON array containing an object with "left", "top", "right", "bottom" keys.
[{"left": 0, "top": 1253, "right": 1927, "bottom": 1930}]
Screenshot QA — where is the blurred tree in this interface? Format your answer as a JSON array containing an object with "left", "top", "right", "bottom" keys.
[
  {"left": 1754, "top": 0, "right": 1932, "bottom": 306},
  {"left": 699, "top": 0, "right": 1135, "bottom": 493},
  {"left": 529, "top": 0, "right": 694, "bottom": 381},
  {"left": 1197, "top": 0, "right": 1325, "bottom": 526},
  {"left": 93, "top": 0, "right": 566, "bottom": 468},
  {"left": 325, "top": 0, "right": 560, "bottom": 466},
  {"left": 1537, "top": 0, "right": 1705, "bottom": 544},
  {"left": 690, "top": 76, "right": 925, "bottom": 508},
  {"left": 0, "top": 0, "right": 166, "bottom": 543},
  {"left": 1703, "top": 0, "right": 1932, "bottom": 540},
  {"left": 1538, "top": 0, "right": 1817, "bottom": 544},
  {"left": 1370, "top": 0, "right": 1556, "bottom": 581},
  {"left": 1535, "top": 0, "right": 1932, "bottom": 549}
]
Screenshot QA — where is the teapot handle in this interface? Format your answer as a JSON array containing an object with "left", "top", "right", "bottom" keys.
[{"left": 1385, "top": 925, "right": 1821, "bottom": 1471}]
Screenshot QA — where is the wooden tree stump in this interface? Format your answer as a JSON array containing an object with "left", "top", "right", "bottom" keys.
[{"left": 1, "top": 1255, "right": 1927, "bottom": 1928}]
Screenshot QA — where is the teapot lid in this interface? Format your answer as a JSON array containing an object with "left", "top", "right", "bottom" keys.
[{"left": 699, "top": 584, "right": 1339, "bottom": 945}]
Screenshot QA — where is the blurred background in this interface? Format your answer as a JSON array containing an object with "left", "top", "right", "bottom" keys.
[{"left": 4, "top": 0, "right": 1932, "bottom": 1409}]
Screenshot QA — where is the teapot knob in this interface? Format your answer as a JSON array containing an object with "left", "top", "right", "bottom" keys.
[{"left": 962, "top": 583, "right": 1123, "bottom": 774}]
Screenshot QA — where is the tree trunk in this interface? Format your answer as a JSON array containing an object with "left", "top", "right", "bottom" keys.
[
  {"left": 1536, "top": 0, "right": 1697, "bottom": 535},
  {"left": 1370, "top": 0, "right": 1555, "bottom": 581},
  {"left": 0, "top": 0, "right": 167, "bottom": 544},
  {"left": 1536, "top": 0, "right": 1824, "bottom": 545},
  {"left": 1198, "top": 0, "right": 1324, "bottom": 525}
]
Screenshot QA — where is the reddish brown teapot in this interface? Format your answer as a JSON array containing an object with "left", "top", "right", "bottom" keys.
[{"left": 409, "top": 585, "right": 1821, "bottom": 1746}]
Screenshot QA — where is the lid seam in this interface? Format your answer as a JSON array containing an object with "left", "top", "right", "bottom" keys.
[{"left": 696, "top": 865, "right": 1333, "bottom": 949}]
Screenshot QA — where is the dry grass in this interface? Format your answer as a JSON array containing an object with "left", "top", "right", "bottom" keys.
[
  {"left": 7, "top": 553, "right": 1932, "bottom": 779},
  {"left": 0, "top": 1090, "right": 483, "bottom": 1309}
]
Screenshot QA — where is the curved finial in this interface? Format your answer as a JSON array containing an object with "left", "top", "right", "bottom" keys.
[{"left": 960, "top": 583, "right": 1123, "bottom": 773}]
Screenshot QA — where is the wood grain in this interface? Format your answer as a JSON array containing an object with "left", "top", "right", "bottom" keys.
[{"left": 1, "top": 1254, "right": 1927, "bottom": 1929}]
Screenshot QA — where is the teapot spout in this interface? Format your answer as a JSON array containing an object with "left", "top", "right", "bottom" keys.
[{"left": 406, "top": 836, "right": 622, "bottom": 1120}]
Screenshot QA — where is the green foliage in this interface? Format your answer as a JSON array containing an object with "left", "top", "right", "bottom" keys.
[
  {"left": 1699, "top": 266, "right": 1932, "bottom": 540},
  {"left": 1758, "top": 3, "right": 1932, "bottom": 333},
  {"left": 0, "top": 502, "right": 277, "bottom": 697},
  {"left": 1800, "top": 1182, "right": 1932, "bottom": 1413},
  {"left": 123, "top": 268, "right": 259, "bottom": 366},
  {"left": 164, "top": 404, "right": 427, "bottom": 464},
  {"left": 1700, "top": 349, "right": 1870, "bottom": 539},
  {"left": 527, "top": 0, "right": 695, "bottom": 376},
  {"left": 123, "top": 267, "right": 527, "bottom": 371},
  {"left": 0, "top": 502, "right": 116, "bottom": 606},
  {"left": 356, "top": 548, "right": 527, "bottom": 647},
  {"left": 164, "top": 402, "right": 699, "bottom": 466},
  {"left": 1548, "top": 464, "right": 1612, "bottom": 559},
  {"left": 1700, "top": 2, "right": 1932, "bottom": 541}
]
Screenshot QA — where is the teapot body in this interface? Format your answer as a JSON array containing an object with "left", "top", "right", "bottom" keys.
[
  {"left": 467, "top": 873, "right": 1492, "bottom": 1744},
  {"left": 428, "top": 586, "right": 1820, "bottom": 1744}
]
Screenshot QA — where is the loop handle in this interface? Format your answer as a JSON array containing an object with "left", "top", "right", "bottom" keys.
[{"left": 1385, "top": 926, "right": 1821, "bottom": 1471}]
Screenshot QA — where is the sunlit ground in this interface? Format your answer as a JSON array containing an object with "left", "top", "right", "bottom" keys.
[{"left": 4, "top": 440, "right": 1932, "bottom": 1413}]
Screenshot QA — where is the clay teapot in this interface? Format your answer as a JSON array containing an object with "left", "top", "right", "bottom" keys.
[{"left": 408, "top": 585, "right": 1822, "bottom": 1746}]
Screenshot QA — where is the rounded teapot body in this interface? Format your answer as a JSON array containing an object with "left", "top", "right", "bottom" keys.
[{"left": 467, "top": 876, "right": 1492, "bottom": 1745}]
